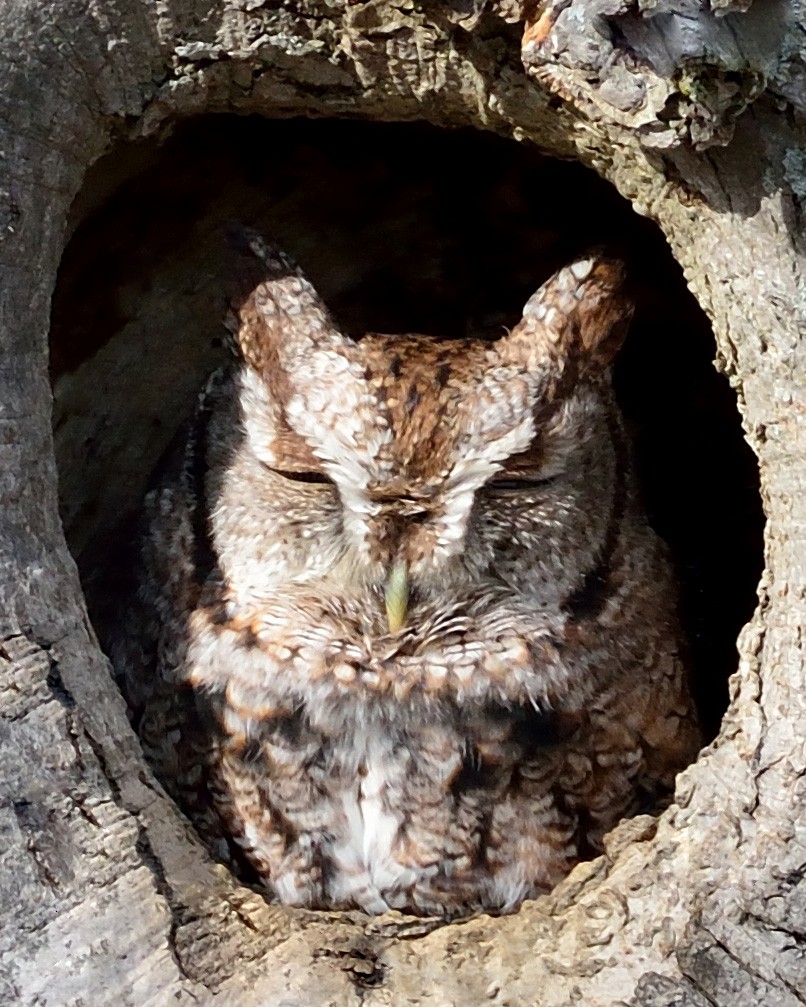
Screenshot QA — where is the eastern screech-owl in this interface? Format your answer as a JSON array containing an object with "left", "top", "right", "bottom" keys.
[{"left": 110, "top": 229, "right": 700, "bottom": 917}]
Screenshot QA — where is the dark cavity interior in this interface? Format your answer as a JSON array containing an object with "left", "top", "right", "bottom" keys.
[{"left": 51, "top": 115, "right": 764, "bottom": 739}]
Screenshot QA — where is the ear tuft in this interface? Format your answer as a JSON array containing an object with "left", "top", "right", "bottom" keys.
[
  {"left": 225, "top": 221, "right": 302, "bottom": 280},
  {"left": 502, "top": 255, "right": 633, "bottom": 386},
  {"left": 569, "top": 258, "right": 595, "bottom": 281},
  {"left": 223, "top": 223, "right": 348, "bottom": 375}
]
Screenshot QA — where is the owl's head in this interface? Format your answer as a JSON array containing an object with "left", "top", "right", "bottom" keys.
[{"left": 222, "top": 230, "right": 633, "bottom": 636}]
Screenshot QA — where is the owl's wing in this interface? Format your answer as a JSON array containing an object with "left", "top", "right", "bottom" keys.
[{"left": 102, "top": 370, "right": 234, "bottom": 855}]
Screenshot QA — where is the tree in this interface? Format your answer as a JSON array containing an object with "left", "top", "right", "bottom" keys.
[{"left": 1, "top": 2, "right": 804, "bottom": 1004}]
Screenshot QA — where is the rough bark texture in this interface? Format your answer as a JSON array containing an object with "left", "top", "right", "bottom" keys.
[{"left": 1, "top": 1, "right": 804, "bottom": 1005}]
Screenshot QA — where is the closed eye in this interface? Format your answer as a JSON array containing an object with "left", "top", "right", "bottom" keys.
[
  {"left": 488, "top": 475, "right": 556, "bottom": 492},
  {"left": 262, "top": 464, "right": 333, "bottom": 485}
]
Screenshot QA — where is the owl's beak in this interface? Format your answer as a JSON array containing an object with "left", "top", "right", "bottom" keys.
[{"left": 385, "top": 558, "right": 409, "bottom": 634}]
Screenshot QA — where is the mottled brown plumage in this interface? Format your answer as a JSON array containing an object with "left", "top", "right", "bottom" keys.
[{"left": 108, "top": 230, "right": 700, "bottom": 917}]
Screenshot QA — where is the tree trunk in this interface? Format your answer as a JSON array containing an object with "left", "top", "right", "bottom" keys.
[{"left": 1, "top": 2, "right": 804, "bottom": 1004}]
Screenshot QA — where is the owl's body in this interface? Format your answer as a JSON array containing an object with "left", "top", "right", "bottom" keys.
[{"left": 112, "top": 235, "right": 700, "bottom": 916}]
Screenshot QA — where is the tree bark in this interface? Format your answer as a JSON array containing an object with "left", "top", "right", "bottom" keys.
[{"left": 1, "top": 2, "right": 805, "bottom": 1004}]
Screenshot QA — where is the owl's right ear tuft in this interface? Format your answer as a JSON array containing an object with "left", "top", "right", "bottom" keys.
[
  {"left": 225, "top": 221, "right": 302, "bottom": 281},
  {"left": 223, "top": 223, "right": 349, "bottom": 376}
]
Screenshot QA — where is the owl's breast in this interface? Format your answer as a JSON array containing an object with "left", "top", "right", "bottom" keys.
[{"left": 218, "top": 693, "right": 573, "bottom": 914}]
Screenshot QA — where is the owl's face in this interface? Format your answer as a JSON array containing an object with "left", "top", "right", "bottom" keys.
[{"left": 213, "top": 236, "right": 632, "bottom": 653}]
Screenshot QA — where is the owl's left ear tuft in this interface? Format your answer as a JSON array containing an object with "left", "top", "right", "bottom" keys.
[{"left": 502, "top": 255, "right": 633, "bottom": 383}]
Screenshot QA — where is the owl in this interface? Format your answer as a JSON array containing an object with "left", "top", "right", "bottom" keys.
[{"left": 109, "top": 229, "right": 700, "bottom": 917}]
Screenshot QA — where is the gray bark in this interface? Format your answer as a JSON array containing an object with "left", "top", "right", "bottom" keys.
[{"left": 1, "top": 1, "right": 805, "bottom": 1004}]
